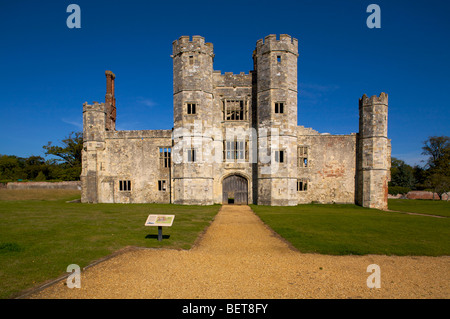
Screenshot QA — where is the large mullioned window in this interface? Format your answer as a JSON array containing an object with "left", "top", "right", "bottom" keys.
[
  {"left": 298, "top": 146, "right": 308, "bottom": 167},
  {"left": 223, "top": 100, "right": 248, "bottom": 121},
  {"left": 159, "top": 147, "right": 171, "bottom": 168},
  {"left": 224, "top": 140, "right": 248, "bottom": 162}
]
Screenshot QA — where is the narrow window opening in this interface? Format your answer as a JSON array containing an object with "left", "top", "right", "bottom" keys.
[
  {"left": 187, "top": 103, "right": 196, "bottom": 115},
  {"left": 275, "top": 102, "right": 284, "bottom": 114},
  {"left": 275, "top": 150, "right": 285, "bottom": 163},
  {"left": 187, "top": 149, "right": 196, "bottom": 162},
  {"left": 277, "top": 55, "right": 281, "bottom": 63},
  {"left": 158, "top": 180, "right": 167, "bottom": 191},
  {"left": 119, "top": 180, "right": 131, "bottom": 191},
  {"left": 297, "top": 179, "right": 308, "bottom": 192}
]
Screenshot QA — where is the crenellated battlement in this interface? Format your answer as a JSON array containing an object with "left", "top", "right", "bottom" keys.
[
  {"left": 213, "top": 70, "right": 252, "bottom": 88},
  {"left": 172, "top": 35, "right": 214, "bottom": 57},
  {"left": 359, "top": 92, "right": 388, "bottom": 107},
  {"left": 255, "top": 34, "right": 298, "bottom": 56},
  {"left": 83, "top": 101, "right": 105, "bottom": 113}
]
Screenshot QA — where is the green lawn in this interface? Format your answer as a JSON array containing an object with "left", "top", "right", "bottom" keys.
[
  {"left": 0, "top": 190, "right": 220, "bottom": 299},
  {"left": 388, "top": 199, "right": 450, "bottom": 217},
  {"left": 251, "top": 204, "right": 450, "bottom": 257},
  {"left": 2, "top": 189, "right": 449, "bottom": 299}
]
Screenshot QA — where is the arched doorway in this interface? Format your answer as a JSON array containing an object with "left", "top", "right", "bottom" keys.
[{"left": 222, "top": 175, "right": 248, "bottom": 204}]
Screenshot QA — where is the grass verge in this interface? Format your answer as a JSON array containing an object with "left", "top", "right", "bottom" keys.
[{"left": 251, "top": 204, "right": 449, "bottom": 257}]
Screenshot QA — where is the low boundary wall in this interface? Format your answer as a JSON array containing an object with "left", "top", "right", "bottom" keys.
[{"left": 6, "top": 181, "right": 81, "bottom": 190}]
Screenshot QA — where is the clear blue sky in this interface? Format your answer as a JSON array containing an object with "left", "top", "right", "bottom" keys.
[{"left": 1, "top": 0, "right": 449, "bottom": 166}]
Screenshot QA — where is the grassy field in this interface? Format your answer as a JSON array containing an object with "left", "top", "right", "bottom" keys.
[
  {"left": 1, "top": 189, "right": 449, "bottom": 299},
  {"left": 388, "top": 199, "right": 450, "bottom": 217},
  {"left": 251, "top": 204, "right": 450, "bottom": 257},
  {"left": 0, "top": 189, "right": 220, "bottom": 299}
]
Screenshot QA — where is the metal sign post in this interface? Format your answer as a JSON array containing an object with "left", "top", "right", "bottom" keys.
[{"left": 158, "top": 226, "right": 162, "bottom": 241}]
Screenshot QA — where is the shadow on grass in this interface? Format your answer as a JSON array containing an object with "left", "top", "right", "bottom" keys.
[{"left": 145, "top": 234, "right": 171, "bottom": 240}]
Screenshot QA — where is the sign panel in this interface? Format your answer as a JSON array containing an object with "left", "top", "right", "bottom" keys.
[{"left": 144, "top": 214, "right": 175, "bottom": 227}]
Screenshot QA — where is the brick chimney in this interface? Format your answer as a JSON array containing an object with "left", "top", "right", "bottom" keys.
[{"left": 105, "top": 70, "right": 116, "bottom": 131}]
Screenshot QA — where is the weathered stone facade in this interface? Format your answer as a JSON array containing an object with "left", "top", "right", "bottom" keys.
[{"left": 81, "top": 34, "right": 391, "bottom": 209}]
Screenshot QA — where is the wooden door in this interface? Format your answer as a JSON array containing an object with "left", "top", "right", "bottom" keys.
[{"left": 222, "top": 175, "right": 248, "bottom": 204}]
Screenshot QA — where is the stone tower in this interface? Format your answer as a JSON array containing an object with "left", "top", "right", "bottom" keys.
[
  {"left": 357, "top": 93, "right": 390, "bottom": 210},
  {"left": 81, "top": 71, "right": 116, "bottom": 203},
  {"left": 81, "top": 100, "right": 106, "bottom": 203},
  {"left": 171, "top": 36, "right": 215, "bottom": 205},
  {"left": 253, "top": 34, "right": 299, "bottom": 205}
]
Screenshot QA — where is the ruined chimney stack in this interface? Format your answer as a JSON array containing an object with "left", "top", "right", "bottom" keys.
[{"left": 105, "top": 70, "right": 116, "bottom": 131}]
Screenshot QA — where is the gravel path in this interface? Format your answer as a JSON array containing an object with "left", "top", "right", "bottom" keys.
[{"left": 30, "top": 205, "right": 449, "bottom": 299}]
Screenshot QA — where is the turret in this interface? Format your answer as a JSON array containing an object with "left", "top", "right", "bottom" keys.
[
  {"left": 171, "top": 36, "right": 215, "bottom": 205},
  {"left": 172, "top": 35, "right": 214, "bottom": 127},
  {"left": 81, "top": 71, "right": 115, "bottom": 203},
  {"left": 253, "top": 34, "right": 299, "bottom": 206},
  {"left": 357, "top": 92, "right": 390, "bottom": 210},
  {"left": 81, "top": 101, "right": 106, "bottom": 203}
]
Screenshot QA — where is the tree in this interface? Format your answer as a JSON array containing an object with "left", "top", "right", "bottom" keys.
[
  {"left": 390, "top": 157, "right": 415, "bottom": 189},
  {"left": 413, "top": 165, "right": 427, "bottom": 190},
  {"left": 34, "top": 171, "right": 47, "bottom": 181},
  {"left": 43, "top": 131, "right": 83, "bottom": 181},
  {"left": 24, "top": 156, "right": 46, "bottom": 180},
  {"left": 43, "top": 131, "right": 83, "bottom": 167},
  {"left": 422, "top": 136, "right": 450, "bottom": 169},
  {"left": 422, "top": 136, "right": 450, "bottom": 200},
  {"left": 0, "top": 155, "right": 25, "bottom": 181}
]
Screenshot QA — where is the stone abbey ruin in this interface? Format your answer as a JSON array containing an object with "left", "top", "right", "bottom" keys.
[{"left": 81, "top": 34, "right": 391, "bottom": 209}]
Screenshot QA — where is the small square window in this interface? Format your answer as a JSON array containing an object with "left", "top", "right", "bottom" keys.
[
  {"left": 187, "top": 103, "right": 196, "bottom": 115},
  {"left": 275, "top": 150, "right": 285, "bottom": 163},
  {"left": 297, "top": 179, "right": 308, "bottom": 192},
  {"left": 158, "top": 180, "right": 167, "bottom": 191},
  {"left": 119, "top": 180, "right": 131, "bottom": 191},
  {"left": 187, "top": 149, "right": 196, "bottom": 162},
  {"left": 275, "top": 102, "right": 284, "bottom": 114}
]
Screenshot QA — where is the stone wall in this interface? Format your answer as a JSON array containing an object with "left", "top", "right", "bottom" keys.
[
  {"left": 297, "top": 133, "right": 357, "bottom": 204},
  {"left": 406, "top": 191, "right": 449, "bottom": 200},
  {"left": 7, "top": 181, "right": 81, "bottom": 190},
  {"left": 98, "top": 130, "right": 172, "bottom": 203}
]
